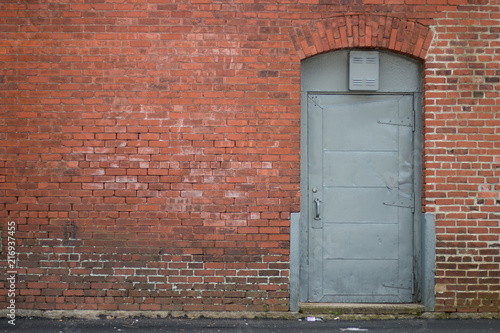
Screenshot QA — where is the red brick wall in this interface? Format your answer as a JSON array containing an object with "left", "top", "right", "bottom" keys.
[
  {"left": 423, "top": 0, "right": 500, "bottom": 312},
  {"left": 0, "top": 0, "right": 498, "bottom": 313}
]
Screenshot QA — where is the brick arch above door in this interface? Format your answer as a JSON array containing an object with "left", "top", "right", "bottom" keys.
[{"left": 289, "top": 15, "right": 433, "bottom": 61}]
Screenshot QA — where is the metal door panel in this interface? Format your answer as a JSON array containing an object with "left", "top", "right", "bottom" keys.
[
  {"left": 323, "top": 187, "right": 398, "bottom": 223},
  {"left": 324, "top": 151, "right": 398, "bottom": 188},
  {"left": 308, "top": 93, "right": 415, "bottom": 303},
  {"left": 322, "top": 260, "right": 398, "bottom": 298},
  {"left": 324, "top": 223, "right": 399, "bottom": 259},
  {"left": 320, "top": 98, "right": 399, "bottom": 151}
]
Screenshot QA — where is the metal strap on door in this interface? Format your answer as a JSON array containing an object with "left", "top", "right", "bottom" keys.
[{"left": 383, "top": 193, "right": 415, "bottom": 213}]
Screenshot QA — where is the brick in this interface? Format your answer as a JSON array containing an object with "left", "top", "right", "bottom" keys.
[{"left": 2, "top": 3, "right": 498, "bottom": 315}]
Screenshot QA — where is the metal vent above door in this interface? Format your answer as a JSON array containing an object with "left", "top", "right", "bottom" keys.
[{"left": 349, "top": 51, "right": 379, "bottom": 91}]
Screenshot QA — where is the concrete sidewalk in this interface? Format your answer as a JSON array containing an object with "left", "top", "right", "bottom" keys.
[{"left": 2, "top": 317, "right": 500, "bottom": 333}]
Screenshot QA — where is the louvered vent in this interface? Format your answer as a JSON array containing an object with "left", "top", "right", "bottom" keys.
[
  {"left": 352, "top": 56, "right": 364, "bottom": 64},
  {"left": 366, "top": 56, "right": 378, "bottom": 64},
  {"left": 349, "top": 51, "right": 379, "bottom": 91}
]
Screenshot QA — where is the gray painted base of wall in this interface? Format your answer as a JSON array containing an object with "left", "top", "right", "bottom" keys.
[
  {"left": 289, "top": 212, "right": 301, "bottom": 312},
  {"left": 422, "top": 213, "right": 436, "bottom": 311}
]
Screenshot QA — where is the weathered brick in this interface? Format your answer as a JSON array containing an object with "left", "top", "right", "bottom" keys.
[{"left": 0, "top": 1, "right": 498, "bottom": 314}]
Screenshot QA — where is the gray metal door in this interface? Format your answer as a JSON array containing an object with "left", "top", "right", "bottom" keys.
[{"left": 308, "top": 93, "right": 415, "bottom": 303}]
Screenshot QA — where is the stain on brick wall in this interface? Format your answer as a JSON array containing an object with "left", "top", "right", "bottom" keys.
[{"left": 0, "top": 0, "right": 498, "bottom": 313}]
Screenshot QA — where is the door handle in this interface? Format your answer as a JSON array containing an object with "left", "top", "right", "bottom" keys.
[{"left": 314, "top": 198, "right": 321, "bottom": 220}]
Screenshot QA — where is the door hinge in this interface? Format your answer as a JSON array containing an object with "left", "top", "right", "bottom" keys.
[
  {"left": 377, "top": 117, "right": 412, "bottom": 127},
  {"left": 383, "top": 193, "right": 415, "bottom": 213},
  {"left": 377, "top": 108, "right": 415, "bottom": 132},
  {"left": 382, "top": 280, "right": 412, "bottom": 290}
]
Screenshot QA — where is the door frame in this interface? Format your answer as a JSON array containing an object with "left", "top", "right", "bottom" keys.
[{"left": 289, "top": 49, "right": 435, "bottom": 311}]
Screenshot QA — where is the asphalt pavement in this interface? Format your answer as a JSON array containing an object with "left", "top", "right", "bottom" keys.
[{"left": 1, "top": 317, "right": 500, "bottom": 333}]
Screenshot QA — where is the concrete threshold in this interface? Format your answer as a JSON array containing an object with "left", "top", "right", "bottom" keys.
[{"left": 300, "top": 303, "right": 425, "bottom": 316}]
